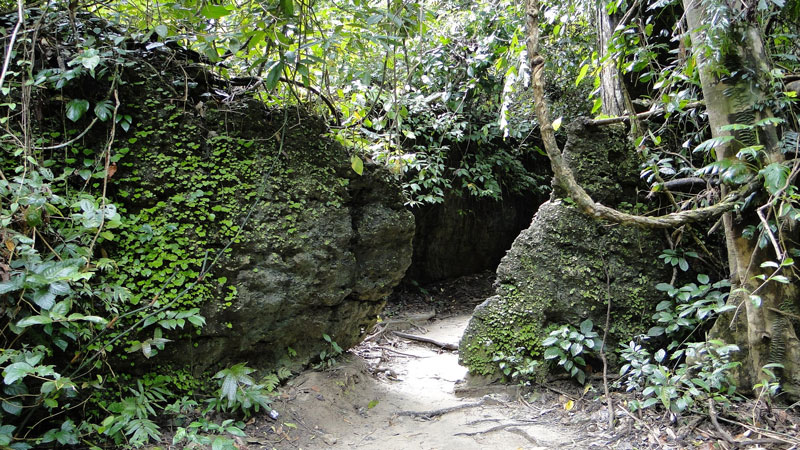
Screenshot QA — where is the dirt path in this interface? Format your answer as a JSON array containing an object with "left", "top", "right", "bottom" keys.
[{"left": 255, "top": 314, "right": 580, "bottom": 449}]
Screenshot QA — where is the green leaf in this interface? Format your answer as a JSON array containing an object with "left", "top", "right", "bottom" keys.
[
  {"left": 655, "top": 282, "right": 673, "bottom": 291},
  {"left": 720, "top": 123, "right": 754, "bottom": 132},
  {"left": 697, "top": 274, "right": 710, "bottom": 285},
  {"left": 279, "top": 0, "right": 295, "bottom": 16},
  {"left": 2, "top": 400, "right": 22, "bottom": 415},
  {"left": 351, "top": 155, "right": 364, "bottom": 175},
  {"left": 4, "top": 362, "right": 34, "bottom": 385},
  {"left": 693, "top": 135, "right": 734, "bottom": 154},
  {"left": 591, "top": 97, "right": 602, "bottom": 114},
  {"left": 33, "top": 289, "right": 56, "bottom": 310},
  {"left": 200, "top": 5, "right": 231, "bottom": 19},
  {"left": 65, "top": 99, "right": 90, "bottom": 122},
  {"left": 17, "top": 315, "right": 53, "bottom": 327},
  {"left": 575, "top": 64, "right": 590, "bottom": 86},
  {"left": 759, "top": 162, "right": 790, "bottom": 194},
  {"left": 541, "top": 336, "right": 558, "bottom": 346},
  {"left": 770, "top": 275, "right": 790, "bottom": 284},
  {"left": 264, "top": 61, "right": 284, "bottom": 91},
  {"left": 754, "top": 117, "right": 784, "bottom": 127},
  {"left": 0, "top": 279, "right": 21, "bottom": 295},
  {"left": 94, "top": 100, "right": 113, "bottom": 122},
  {"left": 154, "top": 25, "right": 168, "bottom": 38},
  {"left": 579, "top": 319, "right": 593, "bottom": 335},
  {"left": 543, "top": 347, "right": 561, "bottom": 359}
]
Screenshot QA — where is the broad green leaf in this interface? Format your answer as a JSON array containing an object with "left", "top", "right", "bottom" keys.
[
  {"left": 719, "top": 123, "right": 753, "bottom": 132},
  {"left": 94, "top": 100, "right": 113, "bottom": 122},
  {"left": 770, "top": 275, "right": 790, "bottom": 284},
  {"left": 65, "top": 99, "right": 90, "bottom": 122},
  {"left": 579, "top": 319, "right": 593, "bottom": 335},
  {"left": 264, "top": 61, "right": 284, "bottom": 91},
  {"left": 280, "top": 0, "right": 295, "bottom": 17},
  {"left": 754, "top": 117, "right": 784, "bottom": 127},
  {"left": 33, "top": 289, "right": 56, "bottom": 310},
  {"left": 2, "top": 400, "right": 22, "bottom": 415},
  {"left": 693, "top": 135, "right": 734, "bottom": 154},
  {"left": 591, "top": 97, "right": 602, "bottom": 114},
  {"left": 154, "top": 25, "right": 168, "bottom": 38},
  {"left": 543, "top": 347, "right": 561, "bottom": 359},
  {"left": 351, "top": 155, "right": 364, "bottom": 175},
  {"left": 575, "top": 64, "right": 590, "bottom": 86},
  {"left": 0, "top": 279, "right": 21, "bottom": 295},
  {"left": 3, "top": 362, "right": 34, "bottom": 384},
  {"left": 200, "top": 5, "right": 231, "bottom": 19},
  {"left": 81, "top": 55, "right": 101, "bottom": 71},
  {"left": 17, "top": 315, "right": 53, "bottom": 327},
  {"left": 759, "top": 162, "right": 790, "bottom": 194}
]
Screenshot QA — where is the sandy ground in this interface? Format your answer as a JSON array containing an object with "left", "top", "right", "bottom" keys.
[{"left": 250, "top": 314, "right": 580, "bottom": 450}]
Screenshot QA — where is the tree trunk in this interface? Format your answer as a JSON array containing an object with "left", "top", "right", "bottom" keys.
[
  {"left": 596, "top": 4, "right": 626, "bottom": 117},
  {"left": 683, "top": 0, "right": 800, "bottom": 396}
]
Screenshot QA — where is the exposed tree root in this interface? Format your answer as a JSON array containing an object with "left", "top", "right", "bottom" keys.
[
  {"left": 453, "top": 422, "right": 539, "bottom": 440},
  {"left": 398, "top": 397, "right": 500, "bottom": 419}
]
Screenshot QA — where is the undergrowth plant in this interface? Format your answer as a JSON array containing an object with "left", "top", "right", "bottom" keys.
[
  {"left": 616, "top": 266, "right": 741, "bottom": 413},
  {"left": 542, "top": 319, "right": 601, "bottom": 384},
  {"left": 314, "top": 333, "right": 344, "bottom": 370},
  {"left": 491, "top": 348, "right": 540, "bottom": 384}
]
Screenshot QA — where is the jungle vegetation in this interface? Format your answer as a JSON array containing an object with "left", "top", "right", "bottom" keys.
[{"left": 0, "top": 0, "right": 799, "bottom": 446}]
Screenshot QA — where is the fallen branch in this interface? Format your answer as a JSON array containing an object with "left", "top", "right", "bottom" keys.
[
  {"left": 716, "top": 413, "right": 800, "bottom": 446},
  {"left": 377, "top": 346, "right": 425, "bottom": 358},
  {"left": 392, "top": 331, "right": 458, "bottom": 350},
  {"left": 707, "top": 399, "right": 736, "bottom": 445},
  {"left": 709, "top": 399, "right": 790, "bottom": 447},
  {"left": 537, "top": 383, "right": 578, "bottom": 401},
  {"left": 398, "top": 397, "right": 498, "bottom": 419}
]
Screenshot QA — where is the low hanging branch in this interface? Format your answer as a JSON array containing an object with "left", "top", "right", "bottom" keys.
[{"left": 523, "top": 0, "right": 755, "bottom": 229}]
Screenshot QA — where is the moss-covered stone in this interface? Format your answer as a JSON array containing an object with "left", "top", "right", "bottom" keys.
[
  {"left": 89, "top": 65, "right": 414, "bottom": 373},
  {"left": 459, "top": 121, "right": 669, "bottom": 380}
]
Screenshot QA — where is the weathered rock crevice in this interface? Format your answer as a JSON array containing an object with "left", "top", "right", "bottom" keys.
[{"left": 404, "top": 193, "right": 543, "bottom": 284}]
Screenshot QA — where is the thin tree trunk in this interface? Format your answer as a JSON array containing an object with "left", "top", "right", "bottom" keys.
[{"left": 596, "top": 4, "right": 626, "bottom": 117}]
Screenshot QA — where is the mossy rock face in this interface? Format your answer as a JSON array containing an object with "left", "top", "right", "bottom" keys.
[
  {"left": 459, "top": 121, "right": 669, "bottom": 380},
  {"left": 556, "top": 118, "right": 640, "bottom": 204},
  {"left": 93, "top": 69, "right": 414, "bottom": 372}
]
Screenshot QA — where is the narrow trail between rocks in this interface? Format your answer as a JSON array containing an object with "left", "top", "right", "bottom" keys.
[{"left": 255, "top": 314, "right": 580, "bottom": 450}]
